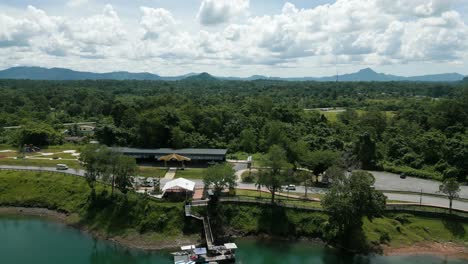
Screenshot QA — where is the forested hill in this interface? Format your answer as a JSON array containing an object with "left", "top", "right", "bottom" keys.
[{"left": 0, "top": 66, "right": 465, "bottom": 82}]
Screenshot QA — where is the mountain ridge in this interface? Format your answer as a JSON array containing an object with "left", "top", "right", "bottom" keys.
[{"left": 0, "top": 66, "right": 465, "bottom": 82}]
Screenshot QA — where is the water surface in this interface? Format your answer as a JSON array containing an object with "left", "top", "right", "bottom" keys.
[{"left": 0, "top": 216, "right": 465, "bottom": 264}]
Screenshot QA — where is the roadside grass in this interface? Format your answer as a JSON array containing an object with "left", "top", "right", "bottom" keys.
[
  {"left": 175, "top": 168, "right": 207, "bottom": 179},
  {"left": 137, "top": 166, "right": 167, "bottom": 178},
  {"left": 0, "top": 170, "right": 196, "bottom": 240},
  {"left": 0, "top": 157, "right": 82, "bottom": 169},
  {"left": 234, "top": 189, "right": 322, "bottom": 208}
]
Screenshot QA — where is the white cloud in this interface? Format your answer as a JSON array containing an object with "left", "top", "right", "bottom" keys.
[
  {"left": 0, "top": 0, "right": 467, "bottom": 75},
  {"left": 66, "top": 0, "right": 89, "bottom": 8},
  {"left": 197, "top": 0, "right": 249, "bottom": 26},
  {"left": 140, "top": 6, "right": 177, "bottom": 40}
]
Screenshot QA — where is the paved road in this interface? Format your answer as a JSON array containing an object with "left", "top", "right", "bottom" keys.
[
  {"left": 385, "top": 193, "right": 468, "bottom": 211},
  {"left": 1, "top": 165, "right": 466, "bottom": 211},
  {"left": 370, "top": 171, "right": 468, "bottom": 199}
]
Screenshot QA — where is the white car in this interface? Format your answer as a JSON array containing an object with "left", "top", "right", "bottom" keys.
[
  {"left": 56, "top": 164, "right": 68, "bottom": 170},
  {"left": 285, "top": 184, "right": 296, "bottom": 191}
]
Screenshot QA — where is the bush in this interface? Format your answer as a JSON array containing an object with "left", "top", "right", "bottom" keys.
[
  {"left": 241, "top": 171, "right": 256, "bottom": 183},
  {"left": 383, "top": 163, "right": 443, "bottom": 181}
]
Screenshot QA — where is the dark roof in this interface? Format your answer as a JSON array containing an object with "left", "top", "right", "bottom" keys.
[{"left": 112, "top": 147, "right": 227, "bottom": 156}]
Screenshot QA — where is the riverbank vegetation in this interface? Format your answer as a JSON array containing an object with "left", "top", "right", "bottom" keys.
[
  {"left": 1, "top": 170, "right": 467, "bottom": 253},
  {"left": 0, "top": 79, "right": 466, "bottom": 182},
  {"left": 0, "top": 170, "right": 199, "bottom": 246}
]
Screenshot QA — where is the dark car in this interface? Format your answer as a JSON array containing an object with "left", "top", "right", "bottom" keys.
[{"left": 400, "top": 173, "right": 407, "bottom": 179}]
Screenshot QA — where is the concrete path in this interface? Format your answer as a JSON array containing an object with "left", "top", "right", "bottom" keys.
[{"left": 163, "top": 167, "right": 177, "bottom": 179}]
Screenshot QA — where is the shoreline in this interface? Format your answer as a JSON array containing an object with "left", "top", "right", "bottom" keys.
[
  {"left": 383, "top": 242, "right": 468, "bottom": 259},
  {"left": 0, "top": 206, "right": 198, "bottom": 251},
  {"left": 1, "top": 206, "right": 468, "bottom": 259}
]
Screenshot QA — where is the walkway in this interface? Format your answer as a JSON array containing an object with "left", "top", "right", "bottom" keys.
[{"left": 163, "top": 167, "right": 177, "bottom": 179}]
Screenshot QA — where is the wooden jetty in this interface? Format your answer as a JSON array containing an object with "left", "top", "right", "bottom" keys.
[{"left": 178, "top": 203, "right": 236, "bottom": 263}]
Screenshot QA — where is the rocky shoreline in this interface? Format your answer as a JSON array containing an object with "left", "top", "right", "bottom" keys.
[{"left": 383, "top": 242, "right": 468, "bottom": 259}]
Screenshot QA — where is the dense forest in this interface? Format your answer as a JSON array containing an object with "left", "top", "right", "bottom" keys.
[{"left": 0, "top": 79, "right": 467, "bottom": 182}]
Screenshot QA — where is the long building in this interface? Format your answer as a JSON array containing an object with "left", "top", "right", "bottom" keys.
[{"left": 112, "top": 147, "right": 228, "bottom": 162}]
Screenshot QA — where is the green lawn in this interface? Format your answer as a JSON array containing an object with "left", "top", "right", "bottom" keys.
[
  {"left": 137, "top": 166, "right": 167, "bottom": 178},
  {"left": 175, "top": 168, "right": 207, "bottom": 179}
]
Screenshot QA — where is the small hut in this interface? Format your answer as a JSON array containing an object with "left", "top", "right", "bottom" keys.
[{"left": 158, "top": 153, "right": 191, "bottom": 168}]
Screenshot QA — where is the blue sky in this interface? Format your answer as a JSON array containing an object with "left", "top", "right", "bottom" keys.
[{"left": 0, "top": 0, "right": 467, "bottom": 77}]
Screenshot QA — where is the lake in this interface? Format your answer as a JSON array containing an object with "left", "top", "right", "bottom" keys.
[{"left": 0, "top": 216, "right": 465, "bottom": 264}]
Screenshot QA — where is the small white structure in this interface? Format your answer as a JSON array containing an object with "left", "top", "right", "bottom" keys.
[{"left": 162, "top": 178, "right": 196, "bottom": 192}]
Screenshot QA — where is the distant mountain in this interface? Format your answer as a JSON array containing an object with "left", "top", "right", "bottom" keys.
[
  {"left": 0, "top": 66, "right": 464, "bottom": 82},
  {"left": 182, "top": 72, "right": 218, "bottom": 81},
  {"left": 0, "top": 66, "right": 164, "bottom": 81}
]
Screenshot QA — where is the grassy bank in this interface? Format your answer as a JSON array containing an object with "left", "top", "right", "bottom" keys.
[
  {"left": 1, "top": 170, "right": 467, "bottom": 253},
  {"left": 200, "top": 203, "right": 468, "bottom": 252},
  {"left": 0, "top": 170, "right": 200, "bottom": 247}
]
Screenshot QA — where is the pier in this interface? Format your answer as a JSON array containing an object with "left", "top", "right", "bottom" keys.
[{"left": 182, "top": 203, "right": 236, "bottom": 263}]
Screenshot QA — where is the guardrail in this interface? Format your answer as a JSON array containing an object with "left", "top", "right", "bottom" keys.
[{"left": 191, "top": 197, "right": 468, "bottom": 218}]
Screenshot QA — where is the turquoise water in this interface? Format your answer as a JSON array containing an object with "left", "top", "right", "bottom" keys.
[{"left": 0, "top": 216, "right": 466, "bottom": 264}]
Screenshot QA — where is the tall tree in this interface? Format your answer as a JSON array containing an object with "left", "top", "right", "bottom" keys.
[
  {"left": 114, "top": 155, "right": 137, "bottom": 194},
  {"left": 257, "top": 145, "right": 291, "bottom": 203},
  {"left": 355, "top": 132, "right": 377, "bottom": 169},
  {"left": 322, "top": 171, "right": 386, "bottom": 240},
  {"left": 203, "top": 163, "right": 236, "bottom": 197},
  {"left": 439, "top": 178, "right": 461, "bottom": 213}
]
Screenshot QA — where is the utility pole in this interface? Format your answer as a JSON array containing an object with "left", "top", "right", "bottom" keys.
[{"left": 419, "top": 189, "right": 422, "bottom": 206}]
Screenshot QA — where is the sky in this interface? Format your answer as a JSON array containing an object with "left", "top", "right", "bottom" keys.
[{"left": 0, "top": 0, "right": 467, "bottom": 77}]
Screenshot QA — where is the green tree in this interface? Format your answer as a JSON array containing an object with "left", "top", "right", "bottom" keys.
[
  {"left": 239, "top": 128, "right": 257, "bottom": 153},
  {"left": 305, "top": 150, "right": 340, "bottom": 183},
  {"left": 203, "top": 163, "right": 236, "bottom": 197},
  {"left": 321, "top": 171, "right": 386, "bottom": 241},
  {"left": 439, "top": 178, "right": 461, "bottom": 213},
  {"left": 355, "top": 132, "right": 377, "bottom": 169},
  {"left": 79, "top": 144, "right": 102, "bottom": 193},
  {"left": 257, "top": 145, "right": 291, "bottom": 203},
  {"left": 114, "top": 155, "right": 137, "bottom": 194}
]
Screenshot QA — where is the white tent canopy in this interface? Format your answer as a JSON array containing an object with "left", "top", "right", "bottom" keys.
[{"left": 162, "top": 178, "right": 195, "bottom": 192}]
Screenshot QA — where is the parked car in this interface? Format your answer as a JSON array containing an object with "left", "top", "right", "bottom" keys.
[
  {"left": 56, "top": 164, "right": 68, "bottom": 170},
  {"left": 285, "top": 184, "right": 296, "bottom": 191},
  {"left": 400, "top": 173, "right": 407, "bottom": 179}
]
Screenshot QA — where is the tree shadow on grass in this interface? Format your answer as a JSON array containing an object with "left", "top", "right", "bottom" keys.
[{"left": 442, "top": 218, "right": 466, "bottom": 238}]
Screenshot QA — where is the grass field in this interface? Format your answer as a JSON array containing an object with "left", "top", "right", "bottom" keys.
[
  {"left": 318, "top": 109, "right": 396, "bottom": 123},
  {"left": 137, "top": 166, "right": 167, "bottom": 178},
  {"left": 175, "top": 168, "right": 207, "bottom": 179}
]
